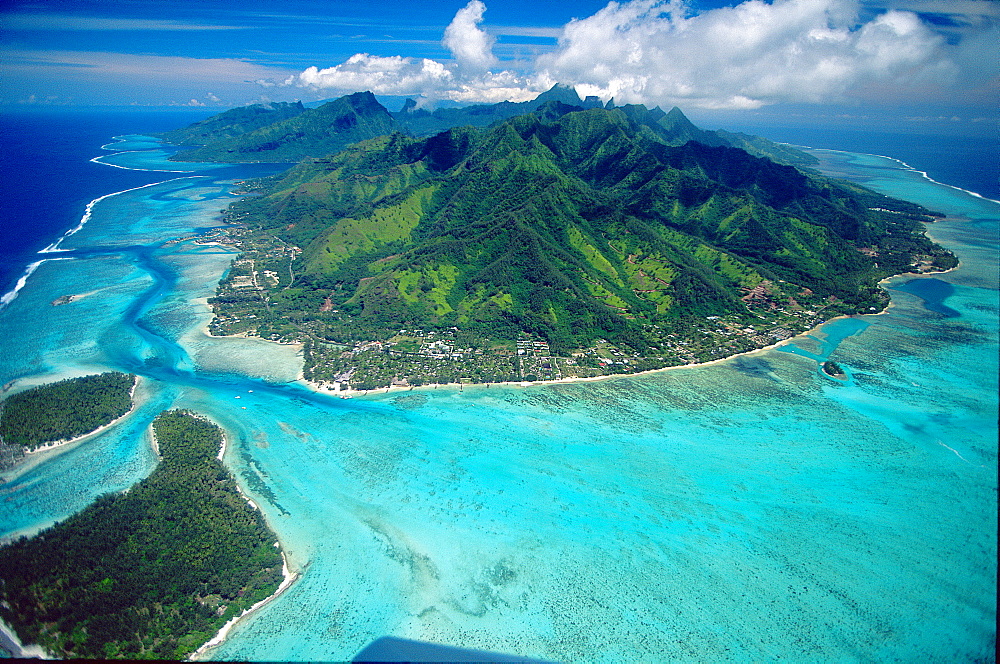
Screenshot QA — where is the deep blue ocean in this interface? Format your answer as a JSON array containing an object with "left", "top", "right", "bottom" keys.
[
  {"left": 726, "top": 123, "right": 999, "bottom": 203},
  {"left": 0, "top": 110, "right": 218, "bottom": 299},
  {"left": 0, "top": 109, "right": 996, "bottom": 662}
]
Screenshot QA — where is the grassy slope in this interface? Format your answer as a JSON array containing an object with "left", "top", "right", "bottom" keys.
[{"left": 221, "top": 103, "right": 952, "bottom": 353}]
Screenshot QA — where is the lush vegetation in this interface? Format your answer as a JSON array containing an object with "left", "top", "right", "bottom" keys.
[
  {"left": 169, "top": 92, "right": 397, "bottom": 163},
  {"left": 0, "top": 410, "right": 285, "bottom": 659},
  {"left": 161, "top": 88, "right": 953, "bottom": 388},
  {"left": 0, "top": 372, "right": 135, "bottom": 450},
  {"left": 214, "top": 101, "right": 952, "bottom": 355},
  {"left": 166, "top": 85, "right": 819, "bottom": 168},
  {"left": 823, "top": 360, "right": 846, "bottom": 377},
  {"left": 156, "top": 101, "right": 305, "bottom": 147}
]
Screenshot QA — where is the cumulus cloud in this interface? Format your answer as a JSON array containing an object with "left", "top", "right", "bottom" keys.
[
  {"left": 295, "top": 54, "right": 453, "bottom": 97},
  {"left": 443, "top": 0, "right": 499, "bottom": 72},
  {"left": 539, "top": 0, "right": 955, "bottom": 108},
  {"left": 290, "top": 0, "right": 991, "bottom": 110},
  {"left": 289, "top": 1, "right": 543, "bottom": 103}
]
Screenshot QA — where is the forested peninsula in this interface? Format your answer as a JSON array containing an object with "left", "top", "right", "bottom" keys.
[
  {"left": 0, "top": 372, "right": 135, "bottom": 466},
  {"left": 0, "top": 410, "right": 287, "bottom": 660},
  {"left": 161, "top": 87, "right": 955, "bottom": 391}
]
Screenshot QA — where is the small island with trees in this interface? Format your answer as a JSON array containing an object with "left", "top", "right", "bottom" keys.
[
  {"left": 0, "top": 410, "right": 289, "bottom": 660},
  {"left": 822, "top": 360, "right": 847, "bottom": 379},
  {"left": 0, "top": 372, "right": 136, "bottom": 468}
]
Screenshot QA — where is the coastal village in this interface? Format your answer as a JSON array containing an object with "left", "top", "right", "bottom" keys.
[{"left": 201, "top": 208, "right": 916, "bottom": 393}]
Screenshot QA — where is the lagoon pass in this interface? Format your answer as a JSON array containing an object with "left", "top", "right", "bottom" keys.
[{"left": 0, "top": 129, "right": 996, "bottom": 662}]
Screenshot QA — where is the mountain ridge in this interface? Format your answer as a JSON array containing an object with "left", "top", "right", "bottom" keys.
[
  {"left": 200, "top": 98, "right": 954, "bottom": 389},
  {"left": 163, "top": 86, "right": 818, "bottom": 168}
]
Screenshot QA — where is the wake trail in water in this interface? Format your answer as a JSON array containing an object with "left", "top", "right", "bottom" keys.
[{"left": 937, "top": 440, "right": 982, "bottom": 467}]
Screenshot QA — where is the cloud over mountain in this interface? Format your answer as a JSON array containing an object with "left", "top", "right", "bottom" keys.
[
  {"left": 541, "top": 0, "right": 953, "bottom": 108},
  {"left": 290, "top": 2, "right": 542, "bottom": 104},
  {"left": 289, "top": 0, "right": 995, "bottom": 110}
]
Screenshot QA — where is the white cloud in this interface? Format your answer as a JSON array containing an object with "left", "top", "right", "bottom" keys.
[
  {"left": 288, "top": 0, "right": 994, "bottom": 110},
  {"left": 4, "top": 50, "right": 289, "bottom": 84},
  {"left": 294, "top": 54, "right": 455, "bottom": 96},
  {"left": 16, "top": 93, "right": 72, "bottom": 105},
  {"left": 442, "top": 0, "right": 499, "bottom": 72},
  {"left": 537, "top": 0, "right": 956, "bottom": 108},
  {"left": 489, "top": 26, "right": 564, "bottom": 39},
  {"left": 289, "top": 1, "right": 547, "bottom": 103},
  {"left": 1, "top": 50, "right": 299, "bottom": 106}
]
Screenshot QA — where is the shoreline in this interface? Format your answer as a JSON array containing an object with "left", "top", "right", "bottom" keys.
[
  {"left": 20, "top": 379, "right": 140, "bottom": 457},
  {"left": 1, "top": 412, "right": 299, "bottom": 661},
  {"left": 801, "top": 146, "right": 1000, "bottom": 205},
  {"left": 188, "top": 551, "right": 298, "bottom": 661},
  {"left": 0, "top": 617, "right": 52, "bottom": 659},
  {"left": 187, "top": 416, "right": 299, "bottom": 660},
  {"left": 299, "top": 255, "right": 963, "bottom": 400},
  {"left": 302, "top": 319, "right": 839, "bottom": 400},
  {"left": 1, "top": 379, "right": 144, "bottom": 485}
]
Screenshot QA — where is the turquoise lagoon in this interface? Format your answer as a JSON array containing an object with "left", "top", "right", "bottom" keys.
[{"left": 0, "top": 137, "right": 996, "bottom": 662}]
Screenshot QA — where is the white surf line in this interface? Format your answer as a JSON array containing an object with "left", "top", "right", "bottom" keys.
[
  {"left": 0, "top": 256, "right": 74, "bottom": 309},
  {"left": 803, "top": 146, "right": 999, "bottom": 204},
  {"left": 99, "top": 135, "right": 160, "bottom": 150},
  {"left": 0, "top": 176, "right": 206, "bottom": 309},
  {"left": 90, "top": 152, "right": 197, "bottom": 173},
  {"left": 936, "top": 440, "right": 980, "bottom": 466},
  {"left": 38, "top": 176, "right": 203, "bottom": 254}
]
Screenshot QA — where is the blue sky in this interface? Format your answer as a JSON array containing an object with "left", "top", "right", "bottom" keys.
[{"left": 1, "top": 0, "right": 996, "bottom": 132}]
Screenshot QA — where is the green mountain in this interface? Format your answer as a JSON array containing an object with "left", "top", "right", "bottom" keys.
[
  {"left": 164, "top": 86, "right": 817, "bottom": 168},
  {"left": 221, "top": 102, "right": 952, "bottom": 357},
  {"left": 170, "top": 92, "right": 397, "bottom": 163},
  {"left": 156, "top": 101, "right": 305, "bottom": 146}
]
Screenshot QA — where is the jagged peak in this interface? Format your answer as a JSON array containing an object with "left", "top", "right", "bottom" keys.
[
  {"left": 531, "top": 100, "right": 585, "bottom": 123},
  {"left": 665, "top": 106, "right": 696, "bottom": 126},
  {"left": 315, "top": 90, "right": 387, "bottom": 115},
  {"left": 532, "top": 84, "right": 585, "bottom": 107}
]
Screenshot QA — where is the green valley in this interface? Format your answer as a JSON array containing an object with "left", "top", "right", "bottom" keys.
[{"left": 172, "top": 90, "right": 954, "bottom": 391}]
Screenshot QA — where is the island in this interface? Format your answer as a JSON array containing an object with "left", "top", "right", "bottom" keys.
[
  {"left": 0, "top": 372, "right": 136, "bottom": 465},
  {"left": 822, "top": 360, "right": 847, "bottom": 378},
  {"left": 0, "top": 410, "right": 290, "bottom": 660},
  {"left": 163, "top": 88, "right": 954, "bottom": 392}
]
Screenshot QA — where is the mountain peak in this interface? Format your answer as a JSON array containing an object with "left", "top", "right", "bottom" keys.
[
  {"left": 533, "top": 84, "right": 584, "bottom": 107},
  {"left": 665, "top": 106, "right": 695, "bottom": 127}
]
